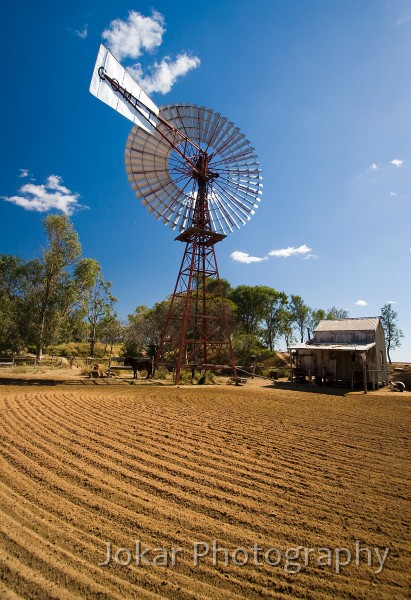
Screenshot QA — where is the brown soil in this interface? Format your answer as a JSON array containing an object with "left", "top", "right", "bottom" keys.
[{"left": 0, "top": 372, "right": 409, "bottom": 599}]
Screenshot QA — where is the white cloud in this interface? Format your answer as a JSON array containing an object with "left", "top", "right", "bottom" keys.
[
  {"left": 303, "top": 253, "right": 319, "bottom": 260},
  {"left": 101, "top": 10, "right": 200, "bottom": 95},
  {"left": 1, "top": 175, "right": 85, "bottom": 215},
  {"left": 396, "top": 11, "right": 411, "bottom": 26},
  {"left": 102, "top": 10, "right": 165, "bottom": 61},
  {"left": 370, "top": 163, "right": 379, "bottom": 171},
  {"left": 74, "top": 25, "right": 88, "bottom": 39},
  {"left": 387, "top": 300, "right": 397, "bottom": 304},
  {"left": 390, "top": 192, "right": 398, "bottom": 197},
  {"left": 231, "top": 251, "right": 267, "bottom": 264},
  {"left": 18, "top": 168, "right": 29, "bottom": 178},
  {"left": 268, "top": 244, "right": 311, "bottom": 258},
  {"left": 390, "top": 159, "right": 403, "bottom": 167},
  {"left": 355, "top": 300, "right": 368, "bottom": 307},
  {"left": 128, "top": 54, "right": 200, "bottom": 94}
]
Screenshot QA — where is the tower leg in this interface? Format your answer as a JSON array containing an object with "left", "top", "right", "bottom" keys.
[{"left": 155, "top": 235, "right": 237, "bottom": 384}]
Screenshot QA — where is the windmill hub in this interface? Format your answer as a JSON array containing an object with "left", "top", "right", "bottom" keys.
[{"left": 192, "top": 152, "right": 219, "bottom": 182}]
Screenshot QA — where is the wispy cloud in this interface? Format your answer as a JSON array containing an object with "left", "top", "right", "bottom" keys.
[
  {"left": 390, "top": 159, "right": 403, "bottom": 167},
  {"left": 74, "top": 25, "right": 88, "bottom": 39},
  {"left": 359, "top": 158, "right": 405, "bottom": 179},
  {"left": 387, "top": 300, "right": 398, "bottom": 304},
  {"left": 355, "top": 299, "right": 368, "bottom": 307},
  {"left": 231, "top": 244, "right": 316, "bottom": 264},
  {"left": 1, "top": 175, "right": 85, "bottom": 215},
  {"left": 396, "top": 11, "right": 411, "bottom": 26},
  {"left": 390, "top": 192, "right": 398, "bottom": 197},
  {"left": 231, "top": 251, "right": 267, "bottom": 264},
  {"left": 101, "top": 10, "right": 200, "bottom": 94},
  {"left": 268, "top": 244, "right": 312, "bottom": 258},
  {"left": 18, "top": 168, "right": 29, "bottom": 178},
  {"left": 303, "top": 253, "right": 319, "bottom": 260}
]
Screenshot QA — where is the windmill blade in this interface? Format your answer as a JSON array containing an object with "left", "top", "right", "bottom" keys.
[{"left": 89, "top": 45, "right": 159, "bottom": 134}]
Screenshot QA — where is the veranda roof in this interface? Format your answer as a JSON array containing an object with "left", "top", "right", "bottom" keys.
[{"left": 288, "top": 342, "right": 376, "bottom": 352}]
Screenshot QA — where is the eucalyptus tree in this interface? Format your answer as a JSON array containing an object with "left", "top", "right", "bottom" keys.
[
  {"left": 229, "top": 285, "right": 270, "bottom": 335},
  {"left": 259, "top": 287, "right": 288, "bottom": 351},
  {"left": 380, "top": 303, "right": 404, "bottom": 364},
  {"left": 0, "top": 255, "right": 26, "bottom": 353},
  {"left": 25, "top": 215, "right": 81, "bottom": 359},
  {"left": 81, "top": 262, "right": 117, "bottom": 357},
  {"left": 289, "top": 294, "right": 311, "bottom": 343},
  {"left": 328, "top": 306, "right": 349, "bottom": 320}
]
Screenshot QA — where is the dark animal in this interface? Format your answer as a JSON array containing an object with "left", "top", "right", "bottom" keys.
[{"left": 124, "top": 357, "right": 153, "bottom": 379}]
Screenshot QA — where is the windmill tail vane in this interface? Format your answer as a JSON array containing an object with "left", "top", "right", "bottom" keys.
[{"left": 89, "top": 44, "right": 263, "bottom": 383}]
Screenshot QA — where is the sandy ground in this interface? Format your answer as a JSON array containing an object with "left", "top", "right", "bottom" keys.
[{"left": 0, "top": 369, "right": 410, "bottom": 599}]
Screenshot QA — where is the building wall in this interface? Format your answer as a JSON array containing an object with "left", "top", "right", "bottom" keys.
[
  {"left": 315, "top": 329, "right": 374, "bottom": 344},
  {"left": 293, "top": 319, "right": 388, "bottom": 387}
]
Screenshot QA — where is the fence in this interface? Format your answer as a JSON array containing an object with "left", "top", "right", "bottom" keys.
[{"left": 0, "top": 356, "right": 63, "bottom": 368}]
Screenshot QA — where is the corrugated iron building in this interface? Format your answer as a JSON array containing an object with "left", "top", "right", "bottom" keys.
[{"left": 288, "top": 317, "right": 388, "bottom": 390}]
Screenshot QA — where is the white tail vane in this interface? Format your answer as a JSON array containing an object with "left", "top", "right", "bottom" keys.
[{"left": 89, "top": 44, "right": 159, "bottom": 134}]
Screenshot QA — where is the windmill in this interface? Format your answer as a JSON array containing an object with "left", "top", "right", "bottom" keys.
[{"left": 90, "top": 45, "right": 263, "bottom": 383}]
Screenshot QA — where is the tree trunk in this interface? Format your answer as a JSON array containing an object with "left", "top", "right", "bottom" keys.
[
  {"left": 89, "top": 322, "right": 97, "bottom": 357},
  {"left": 36, "top": 314, "right": 46, "bottom": 361}
]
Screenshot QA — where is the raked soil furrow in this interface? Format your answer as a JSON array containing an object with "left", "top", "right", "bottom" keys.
[
  {"left": 7, "top": 394, "right": 408, "bottom": 544},
  {"left": 0, "top": 385, "right": 409, "bottom": 599}
]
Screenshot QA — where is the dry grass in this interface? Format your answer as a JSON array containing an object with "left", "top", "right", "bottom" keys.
[{"left": 0, "top": 376, "right": 409, "bottom": 599}]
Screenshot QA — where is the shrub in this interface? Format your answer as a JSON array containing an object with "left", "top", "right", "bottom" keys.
[{"left": 153, "top": 368, "right": 168, "bottom": 380}]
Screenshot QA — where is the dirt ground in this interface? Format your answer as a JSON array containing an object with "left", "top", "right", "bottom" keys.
[{"left": 0, "top": 369, "right": 410, "bottom": 599}]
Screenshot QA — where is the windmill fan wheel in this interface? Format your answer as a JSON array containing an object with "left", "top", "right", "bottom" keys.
[{"left": 125, "top": 103, "right": 263, "bottom": 236}]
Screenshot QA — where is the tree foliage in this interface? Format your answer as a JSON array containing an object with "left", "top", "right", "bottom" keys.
[
  {"left": 0, "top": 255, "right": 26, "bottom": 353},
  {"left": 73, "top": 259, "right": 117, "bottom": 357},
  {"left": 1, "top": 215, "right": 370, "bottom": 364},
  {"left": 259, "top": 288, "right": 288, "bottom": 351},
  {"left": 289, "top": 295, "right": 310, "bottom": 343},
  {"left": 17, "top": 216, "right": 81, "bottom": 358},
  {"left": 380, "top": 303, "right": 403, "bottom": 363},
  {"left": 328, "top": 306, "right": 350, "bottom": 320},
  {"left": 0, "top": 216, "right": 116, "bottom": 358},
  {"left": 229, "top": 285, "right": 269, "bottom": 335}
]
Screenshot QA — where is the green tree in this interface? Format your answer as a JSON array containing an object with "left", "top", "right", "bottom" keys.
[
  {"left": 24, "top": 215, "right": 81, "bottom": 358},
  {"left": 205, "top": 277, "right": 233, "bottom": 298},
  {"left": 289, "top": 294, "right": 311, "bottom": 342},
  {"left": 232, "top": 333, "right": 265, "bottom": 366},
  {"left": 99, "top": 317, "right": 124, "bottom": 355},
  {"left": 307, "top": 308, "right": 331, "bottom": 337},
  {"left": 125, "top": 300, "right": 181, "bottom": 358},
  {"left": 328, "top": 306, "right": 349, "bottom": 320},
  {"left": 0, "top": 255, "right": 26, "bottom": 353},
  {"left": 380, "top": 303, "right": 404, "bottom": 364},
  {"left": 278, "top": 308, "right": 296, "bottom": 348},
  {"left": 84, "top": 267, "right": 117, "bottom": 357},
  {"left": 259, "top": 287, "right": 288, "bottom": 351},
  {"left": 229, "top": 285, "right": 269, "bottom": 335},
  {"left": 125, "top": 305, "right": 152, "bottom": 355}
]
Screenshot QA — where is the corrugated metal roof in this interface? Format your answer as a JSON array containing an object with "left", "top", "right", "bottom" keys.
[
  {"left": 289, "top": 342, "right": 376, "bottom": 352},
  {"left": 315, "top": 317, "right": 380, "bottom": 332}
]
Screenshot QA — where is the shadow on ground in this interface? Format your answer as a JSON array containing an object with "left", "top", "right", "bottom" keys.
[{"left": 264, "top": 380, "right": 363, "bottom": 396}]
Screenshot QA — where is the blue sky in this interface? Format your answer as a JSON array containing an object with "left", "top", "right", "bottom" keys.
[{"left": 0, "top": 0, "right": 410, "bottom": 360}]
